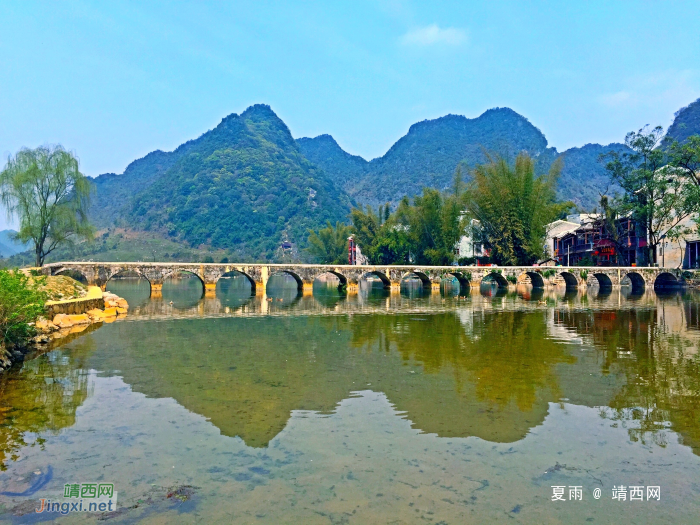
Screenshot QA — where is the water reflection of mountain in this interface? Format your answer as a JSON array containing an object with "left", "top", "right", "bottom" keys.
[
  {"left": 80, "top": 309, "right": 635, "bottom": 448},
  {"left": 0, "top": 339, "right": 95, "bottom": 470}
]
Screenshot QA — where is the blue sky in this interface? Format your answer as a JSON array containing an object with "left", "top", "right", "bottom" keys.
[{"left": 1, "top": 0, "right": 700, "bottom": 229}]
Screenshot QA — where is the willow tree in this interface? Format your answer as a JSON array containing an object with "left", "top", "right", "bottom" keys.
[
  {"left": 464, "top": 153, "right": 570, "bottom": 265},
  {"left": 0, "top": 146, "right": 93, "bottom": 267}
]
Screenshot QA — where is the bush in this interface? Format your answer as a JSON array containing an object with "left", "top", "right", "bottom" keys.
[
  {"left": 506, "top": 274, "right": 518, "bottom": 284},
  {"left": 457, "top": 257, "right": 475, "bottom": 266},
  {"left": 202, "top": 256, "right": 214, "bottom": 263},
  {"left": 0, "top": 269, "right": 47, "bottom": 348},
  {"left": 220, "top": 257, "right": 229, "bottom": 264}
]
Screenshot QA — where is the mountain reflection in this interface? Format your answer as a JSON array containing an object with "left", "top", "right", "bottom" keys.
[{"left": 45, "top": 288, "right": 700, "bottom": 458}]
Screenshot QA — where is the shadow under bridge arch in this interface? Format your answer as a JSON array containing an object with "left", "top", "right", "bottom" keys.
[
  {"left": 654, "top": 272, "right": 682, "bottom": 291},
  {"left": 622, "top": 272, "right": 646, "bottom": 293}
]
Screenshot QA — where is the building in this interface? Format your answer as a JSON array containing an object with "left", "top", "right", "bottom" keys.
[
  {"left": 543, "top": 219, "right": 580, "bottom": 261},
  {"left": 455, "top": 218, "right": 487, "bottom": 261},
  {"left": 551, "top": 215, "right": 647, "bottom": 266}
]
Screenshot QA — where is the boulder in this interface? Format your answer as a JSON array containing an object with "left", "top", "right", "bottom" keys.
[
  {"left": 116, "top": 299, "right": 129, "bottom": 309},
  {"left": 67, "top": 314, "right": 90, "bottom": 325},
  {"left": 103, "top": 307, "right": 118, "bottom": 317},
  {"left": 53, "top": 314, "right": 73, "bottom": 329},
  {"left": 116, "top": 307, "right": 128, "bottom": 315}
]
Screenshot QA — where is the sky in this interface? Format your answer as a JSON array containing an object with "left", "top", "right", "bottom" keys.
[{"left": 1, "top": 0, "right": 700, "bottom": 230}]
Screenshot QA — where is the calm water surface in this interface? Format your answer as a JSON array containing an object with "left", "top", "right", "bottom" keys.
[{"left": 1, "top": 277, "right": 700, "bottom": 524}]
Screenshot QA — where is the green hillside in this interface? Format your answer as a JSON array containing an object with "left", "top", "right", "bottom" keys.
[
  {"left": 90, "top": 105, "right": 352, "bottom": 260},
  {"left": 666, "top": 97, "right": 700, "bottom": 144}
]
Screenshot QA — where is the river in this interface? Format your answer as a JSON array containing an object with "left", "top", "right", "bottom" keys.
[{"left": 1, "top": 275, "right": 699, "bottom": 523}]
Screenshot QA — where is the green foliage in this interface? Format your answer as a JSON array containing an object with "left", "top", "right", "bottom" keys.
[
  {"left": 457, "top": 256, "right": 475, "bottom": 266},
  {"left": 506, "top": 274, "right": 518, "bottom": 284},
  {"left": 306, "top": 221, "right": 353, "bottom": 264},
  {"left": 464, "top": 153, "right": 571, "bottom": 265},
  {"left": 0, "top": 146, "right": 94, "bottom": 267},
  {"left": 349, "top": 185, "right": 464, "bottom": 266},
  {"left": 0, "top": 270, "right": 47, "bottom": 348},
  {"left": 580, "top": 270, "right": 589, "bottom": 281},
  {"left": 220, "top": 257, "right": 229, "bottom": 264},
  {"left": 667, "top": 134, "right": 700, "bottom": 187},
  {"left": 603, "top": 126, "right": 698, "bottom": 264},
  {"left": 202, "top": 256, "right": 214, "bottom": 263},
  {"left": 542, "top": 269, "right": 556, "bottom": 278}
]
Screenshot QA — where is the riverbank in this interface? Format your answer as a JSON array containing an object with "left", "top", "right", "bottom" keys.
[{"left": 0, "top": 274, "right": 129, "bottom": 373}]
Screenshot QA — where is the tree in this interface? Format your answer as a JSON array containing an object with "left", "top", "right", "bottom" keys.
[
  {"left": 464, "top": 153, "right": 570, "bottom": 265},
  {"left": 0, "top": 146, "right": 93, "bottom": 267},
  {"left": 667, "top": 134, "right": 700, "bottom": 187},
  {"left": 306, "top": 221, "right": 352, "bottom": 264},
  {"left": 603, "top": 127, "right": 697, "bottom": 266},
  {"left": 403, "top": 188, "right": 463, "bottom": 265}
]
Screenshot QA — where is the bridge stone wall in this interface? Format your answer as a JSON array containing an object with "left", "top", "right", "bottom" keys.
[{"left": 42, "top": 262, "right": 686, "bottom": 295}]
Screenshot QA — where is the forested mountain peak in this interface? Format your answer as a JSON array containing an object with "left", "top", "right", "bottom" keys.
[{"left": 89, "top": 104, "right": 352, "bottom": 259}]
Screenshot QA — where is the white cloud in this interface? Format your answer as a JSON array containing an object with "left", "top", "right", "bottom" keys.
[{"left": 400, "top": 24, "right": 467, "bottom": 46}]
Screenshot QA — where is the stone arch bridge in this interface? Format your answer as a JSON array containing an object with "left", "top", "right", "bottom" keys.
[{"left": 41, "top": 262, "right": 686, "bottom": 295}]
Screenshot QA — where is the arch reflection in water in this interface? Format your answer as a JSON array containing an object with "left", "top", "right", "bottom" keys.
[
  {"left": 105, "top": 270, "right": 151, "bottom": 308},
  {"left": 358, "top": 276, "right": 390, "bottom": 305},
  {"left": 216, "top": 272, "right": 255, "bottom": 309},
  {"left": 400, "top": 275, "right": 431, "bottom": 299},
  {"left": 266, "top": 273, "right": 302, "bottom": 306},
  {"left": 440, "top": 275, "right": 466, "bottom": 297},
  {"left": 480, "top": 280, "right": 508, "bottom": 298},
  {"left": 162, "top": 271, "right": 205, "bottom": 309}
]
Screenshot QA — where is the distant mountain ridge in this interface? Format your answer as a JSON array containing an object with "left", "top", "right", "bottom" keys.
[
  {"left": 298, "top": 108, "right": 628, "bottom": 210},
  {"left": 87, "top": 99, "right": 700, "bottom": 261},
  {"left": 0, "top": 230, "right": 30, "bottom": 258}
]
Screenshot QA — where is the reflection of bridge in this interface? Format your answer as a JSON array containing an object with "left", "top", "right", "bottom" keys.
[{"left": 42, "top": 262, "right": 685, "bottom": 294}]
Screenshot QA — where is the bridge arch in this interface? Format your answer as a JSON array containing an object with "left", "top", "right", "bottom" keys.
[
  {"left": 361, "top": 271, "right": 391, "bottom": 288},
  {"left": 162, "top": 269, "right": 205, "bottom": 287},
  {"left": 447, "top": 271, "right": 470, "bottom": 287},
  {"left": 53, "top": 267, "right": 89, "bottom": 285},
  {"left": 592, "top": 273, "right": 613, "bottom": 288},
  {"left": 401, "top": 271, "right": 431, "bottom": 287},
  {"left": 483, "top": 271, "right": 509, "bottom": 288},
  {"left": 622, "top": 272, "right": 645, "bottom": 293},
  {"left": 312, "top": 271, "right": 347, "bottom": 292},
  {"left": 268, "top": 270, "right": 304, "bottom": 292},
  {"left": 518, "top": 271, "right": 545, "bottom": 288},
  {"left": 654, "top": 272, "right": 682, "bottom": 291},
  {"left": 219, "top": 270, "right": 257, "bottom": 295}
]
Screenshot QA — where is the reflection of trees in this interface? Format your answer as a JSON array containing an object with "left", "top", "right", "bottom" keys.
[
  {"left": 556, "top": 307, "right": 700, "bottom": 455},
  {"left": 347, "top": 311, "right": 575, "bottom": 412},
  {"left": 0, "top": 339, "right": 94, "bottom": 469}
]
